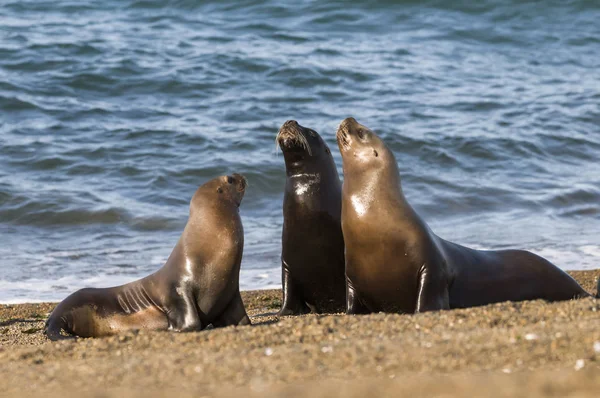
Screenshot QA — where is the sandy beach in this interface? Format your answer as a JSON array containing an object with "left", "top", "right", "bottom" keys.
[{"left": 1, "top": 270, "right": 599, "bottom": 397}]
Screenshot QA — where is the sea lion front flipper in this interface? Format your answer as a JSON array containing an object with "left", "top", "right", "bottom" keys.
[
  {"left": 415, "top": 264, "right": 449, "bottom": 313},
  {"left": 278, "top": 262, "right": 310, "bottom": 316},
  {"left": 166, "top": 288, "right": 202, "bottom": 332},
  {"left": 346, "top": 276, "right": 369, "bottom": 315},
  {"left": 212, "top": 291, "right": 251, "bottom": 328},
  {"left": 45, "top": 314, "right": 75, "bottom": 341}
]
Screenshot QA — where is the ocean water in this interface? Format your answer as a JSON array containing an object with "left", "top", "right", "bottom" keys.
[{"left": 1, "top": 0, "right": 599, "bottom": 303}]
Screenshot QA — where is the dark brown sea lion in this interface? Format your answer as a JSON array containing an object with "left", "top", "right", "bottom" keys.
[
  {"left": 336, "top": 117, "right": 595, "bottom": 314},
  {"left": 276, "top": 120, "right": 345, "bottom": 315},
  {"left": 45, "top": 174, "right": 250, "bottom": 340}
]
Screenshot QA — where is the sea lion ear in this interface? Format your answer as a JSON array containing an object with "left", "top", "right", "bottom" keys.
[
  {"left": 325, "top": 146, "right": 331, "bottom": 154},
  {"left": 217, "top": 187, "right": 223, "bottom": 194}
]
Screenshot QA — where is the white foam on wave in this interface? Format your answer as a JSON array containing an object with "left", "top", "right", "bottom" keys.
[
  {"left": 0, "top": 267, "right": 283, "bottom": 303},
  {"left": 240, "top": 267, "right": 281, "bottom": 291},
  {"left": 464, "top": 243, "right": 599, "bottom": 269},
  {"left": 530, "top": 246, "right": 600, "bottom": 269},
  {"left": 580, "top": 245, "right": 600, "bottom": 258},
  {"left": 2, "top": 244, "right": 597, "bottom": 303},
  {"left": 0, "top": 273, "right": 139, "bottom": 304}
]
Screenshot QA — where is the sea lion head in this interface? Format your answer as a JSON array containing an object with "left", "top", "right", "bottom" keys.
[
  {"left": 277, "top": 120, "right": 333, "bottom": 167},
  {"left": 192, "top": 174, "right": 247, "bottom": 210},
  {"left": 336, "top": 117, "right": 396, "bottom": 178}
]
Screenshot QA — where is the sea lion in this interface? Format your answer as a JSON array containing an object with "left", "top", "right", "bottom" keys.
[
  {"left": 45, "top": 174, "right": 250, "bottom": 340},
  {"left": 336, "top": 117, "right": 595, "bottom": 314},
  {"left": 276, "top": 120, "right": 346, "bottom": 315}
]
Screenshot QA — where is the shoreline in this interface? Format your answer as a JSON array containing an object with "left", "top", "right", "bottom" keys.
[
  {"left": 1, "top": 270, "right": 599, "bottom": 397},
  {"left": 2, "top": 265, "right": 598, "bottom": 305}
]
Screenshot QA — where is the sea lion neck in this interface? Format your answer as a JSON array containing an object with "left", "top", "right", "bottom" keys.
[
  {"left": 343, "top": 154, "right": 402, "bottom": 192},
  {"left": 284, "top": 154, "right": 321, "bottom": 176},
  {"left": 342, "top": 159, "right": 408, "bottom": 221}
]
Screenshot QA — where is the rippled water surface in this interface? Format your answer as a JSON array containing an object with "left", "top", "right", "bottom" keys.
[{"left": 1, "top": 0, "right": 599, "bottom": 302}]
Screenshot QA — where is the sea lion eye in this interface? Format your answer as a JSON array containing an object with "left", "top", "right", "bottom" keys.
[
  {"left": 373, "top": 150, "right": 378, "bottom": 157},
  {"left": 227, "top": 176, "right": 234, "bottom": 184},
  {"left": 325, "top": 147, "right": 331, "bottom": 154},
  {"left": 309, "top": 130, "right": 316, "bottom": 137},
  {"left": 357, "top": 129, "right": 365, "bottom": 139},
  {"left": 217, "top": 187, "right": 223, "bottom": 193}
]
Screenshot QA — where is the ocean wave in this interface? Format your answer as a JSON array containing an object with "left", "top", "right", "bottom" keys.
[
  {"left": 1, "top": 206, "right": 128, "bottom": 226},
  {"left": 1, "top": 0, "right": 599, "bottom": 300},
  {"left": 0, "top": 274, "right": 139, "bottom": 304},
  {"left": 0, "top": 95, "right": 40, "bottom": 112},
  {"left": 0, "top": 190, "right": 183, "bottom": 229},
  {"left": 541, "top": 187, "right": 600, "bottom": 217}
]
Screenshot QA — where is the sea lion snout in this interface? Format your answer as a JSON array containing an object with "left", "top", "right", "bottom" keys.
[
  {"left": 338, "top": 117, "right": 367, "bottom": 138},
  {"left": 230, "top": 173, "right": 247, "bottom": 192},
  {"left": 336, "top": 118, "right": 356, "bottom": 151},
  {"left": 277, "top": 120, "right": 312, "bottom": 155},
  {"left": 339, "top": 117, "right": 358, "bottom": 131},
  {"left": 224, "top": 174, "right": 247, "bottom": 194},
  {"left": 215, "top": 174, "right": 247, "bottom": 206},
  {"left": 337, "top": 118, "right": 373, "bottom": 153},
  {"left": 278, "top": 120, "right": 302, "bottom": 140},
  {"left": 338, "top": 117, "right": 359, "bottom": 135},
  {"left": 282, "top": 119, "right": 299, "bottom": 129}
]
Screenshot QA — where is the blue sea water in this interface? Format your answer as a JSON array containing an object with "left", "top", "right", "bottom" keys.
[{"left": 1, "top": 0, "right": 599, "bottom": 303}]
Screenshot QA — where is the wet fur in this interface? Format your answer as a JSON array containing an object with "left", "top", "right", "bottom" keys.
[{"left": 45, "top": 175, "right": 250, "bottom": 340}]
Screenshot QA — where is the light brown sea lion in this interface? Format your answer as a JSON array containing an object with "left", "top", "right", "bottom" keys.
[
  {"left": 336, "top": 117, "right": 595, "bottom": 314},
  {"left": 276, "top": 120, "right": 345, "bottom": 315},
  {"left": 45, "top": 174, "right": 250, "bottom": 339}
]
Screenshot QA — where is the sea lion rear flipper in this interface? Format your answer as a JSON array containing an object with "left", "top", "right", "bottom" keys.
[
  {"left": 212, "top": 291, "right": 251, "bottom": 328},
  {"left": 278, "top": 262, "right": 310, "bottom": 316}
]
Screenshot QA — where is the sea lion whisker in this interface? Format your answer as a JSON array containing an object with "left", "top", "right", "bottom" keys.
[
  {"left": 276, "top": 127, "right": 313, "bottom": 156},
  {"left": 275, "top": 130, "right": 282, "bottom": 154},
  {"left": 298, "top": 131, "right": 312, "bottom": 156}
]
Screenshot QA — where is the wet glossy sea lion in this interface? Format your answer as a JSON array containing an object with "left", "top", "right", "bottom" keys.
[
  {"left": 336, "top": 117, "right": 595, "bottom": 314},
  {"left": 276, "top": 120, "right": 345, "bottom": 315},
  {"left": 45, "top": 174, "right": 250, "bottom": 340}
]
